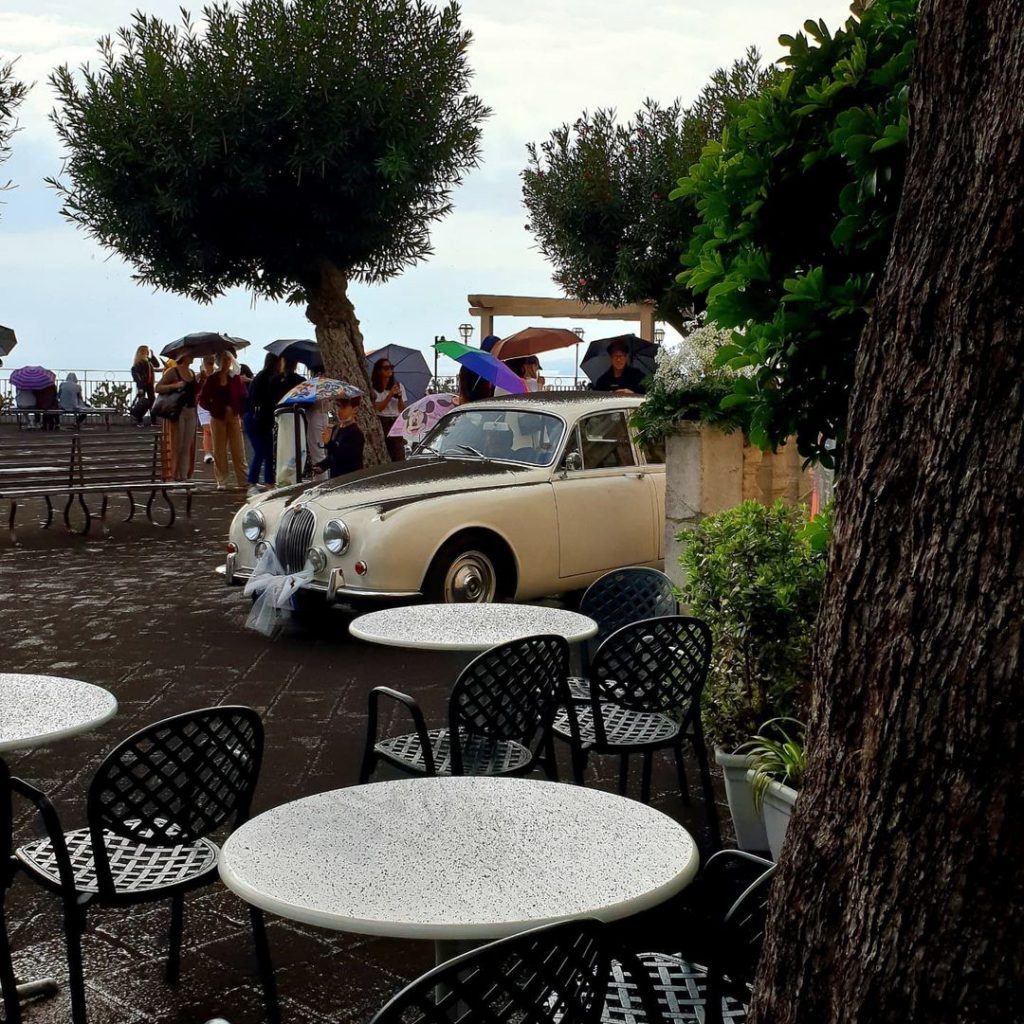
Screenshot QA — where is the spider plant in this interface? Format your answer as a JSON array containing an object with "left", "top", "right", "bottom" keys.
[{"left": 737, "top": 718, "right": 806, "bottom": 812}]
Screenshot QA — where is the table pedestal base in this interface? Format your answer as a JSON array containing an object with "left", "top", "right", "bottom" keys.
[{"left": 434, "top": 937, "right": 478, "bottom": 968}]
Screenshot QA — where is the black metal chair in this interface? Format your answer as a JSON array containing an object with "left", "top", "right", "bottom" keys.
[
  {"left": 552, "top": 616, "right": 718, "bottom": 825},
  {"left": 568, "top": 567, "right": 679, "bottom": 701},
  {"left": 368, "top": 919, "right": 640, "bottom": 1024},
  {"left": 10, "top": 707, "right": 279, "bottom": 1024},
  {"left": 360, "top": 634, "right": 575, "bottom": 782},
  {"left": 602, "top": 851, "right": 776, "bottom": 1024}
]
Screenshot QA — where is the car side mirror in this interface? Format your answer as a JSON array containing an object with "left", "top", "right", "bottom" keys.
[{"left": 563, "top": 451, "right": 583, "bottom": 473}]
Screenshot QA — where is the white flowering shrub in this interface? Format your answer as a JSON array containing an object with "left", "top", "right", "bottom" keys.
[{"left": 654, "top": 320, "right": 736, "bottom": 391}]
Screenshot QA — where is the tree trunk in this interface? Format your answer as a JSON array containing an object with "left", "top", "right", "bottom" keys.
[
  {"left": 305, "top": 260, "right": 388, "bottom": 466},
  {"left": 750, "top": 3, "right": 1024, "bottom": 1022}
]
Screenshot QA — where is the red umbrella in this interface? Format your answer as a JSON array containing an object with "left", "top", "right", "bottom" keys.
[{"left": 489, "top": 327, "right": 582, "bottom": 361}]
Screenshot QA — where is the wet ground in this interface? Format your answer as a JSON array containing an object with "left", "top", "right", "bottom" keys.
[{"left": 0, "top": 439, "right": 726, "bottom": 1024}]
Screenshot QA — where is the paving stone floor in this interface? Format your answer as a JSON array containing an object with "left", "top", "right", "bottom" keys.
[{"left": 0, "top": 456, "right": 727, "bottom": 1024}]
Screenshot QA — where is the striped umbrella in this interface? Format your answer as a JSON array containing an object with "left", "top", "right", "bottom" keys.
[{"left": 9, "top": 365, "right": 55, "bottom": 389}]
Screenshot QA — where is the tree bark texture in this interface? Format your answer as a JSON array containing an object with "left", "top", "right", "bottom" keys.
[
  {"left": 305, "top": 260, "right": 389, "bottom": 466},
  {"left": 751, "top": 3, "right": 1024, "bottom": 1022}
]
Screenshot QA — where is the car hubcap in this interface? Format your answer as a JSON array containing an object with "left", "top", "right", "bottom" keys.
[{"left": 444, "top": 551, "right": 497, "bottom": 603}]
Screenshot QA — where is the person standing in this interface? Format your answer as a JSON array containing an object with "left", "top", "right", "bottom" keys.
[
  {"left": 155, "top": 355, "right": 198, "bottom": 481},
  {"left": 591, "top": 338, "right": 648, "bottom": 395},
  {"left": 130, "top": 346, "right": 156, "bottom": 426},
  {"left": 271, "top": 358, "right": 306, "bottom": 406},
  {"left": 200, "top": 351, "right": 248, "bottom": 490},
  {"left": 317, "top": 394, "right": 365, "bottom": 478},
  {"left": 196, "top": 354, "right": 217, "bottom": 464},
  {"left": 245, "top": 353, "right": 280, "bottom": 495},
  {"left": 371, "top": 358, "right": 407, "bottom": 461}
]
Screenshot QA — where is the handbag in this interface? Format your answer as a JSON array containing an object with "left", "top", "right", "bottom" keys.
[{"left": 151, "top": 383, "right": 187, "bottom": 421}]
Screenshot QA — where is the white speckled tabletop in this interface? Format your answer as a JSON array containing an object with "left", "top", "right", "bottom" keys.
[
  {"left": 0, "top": 674, "right": 118, "bottom": 754},
  {"left": 349, "top": 603, "right": 598, "bottom": 651},
  {"left": 219, "top": 776, "right": 698, "bottom": 940}
]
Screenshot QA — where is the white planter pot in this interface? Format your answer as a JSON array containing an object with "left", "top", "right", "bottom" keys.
[
  {"left": 715, "top": 748, "right": 769, "bottom": 852},
  {"left": 754, "top": 775, "right": 799, "bottom": 861}
]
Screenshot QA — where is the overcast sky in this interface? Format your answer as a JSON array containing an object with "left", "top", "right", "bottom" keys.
[{"left": 0, "top": 0, "right": 852, "bottom": 379}]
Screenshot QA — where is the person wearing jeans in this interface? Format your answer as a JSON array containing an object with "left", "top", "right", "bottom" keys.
[
  {"left": 244, "top": 353, "right": 280, "bottom": 495},
  {"left": 199, "top": 352, "right": 248, "bottom": 490}
]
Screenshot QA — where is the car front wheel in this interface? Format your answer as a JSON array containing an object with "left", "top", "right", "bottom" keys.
[{"left": 425, "top": 539, "right": 504, "bottom": 603}]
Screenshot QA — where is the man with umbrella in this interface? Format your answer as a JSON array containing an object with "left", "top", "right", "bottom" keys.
[{"left": 591, "top": 338, "right": 649, "bottom": 395}]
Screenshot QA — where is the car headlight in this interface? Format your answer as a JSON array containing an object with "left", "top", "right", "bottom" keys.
[
  {"left": 323, "top": 518, "right": 350, "bottom": 555},
  {"left": 242, "top": 508, "right": 265, "bottom": 543}
]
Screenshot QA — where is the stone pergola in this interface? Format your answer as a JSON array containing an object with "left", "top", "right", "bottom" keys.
[{"left": 467, "top": 295, "right": 657, "bottom": 341}]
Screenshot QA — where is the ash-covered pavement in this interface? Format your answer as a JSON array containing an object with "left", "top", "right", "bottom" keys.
[{"left": 0, "top": 468, "right": 725, "bottom": 1024}]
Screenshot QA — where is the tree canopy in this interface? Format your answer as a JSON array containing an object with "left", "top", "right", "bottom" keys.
[
  {"left": 48, "top": 0, "right": 488, "bottom": 305},
  {"left": 0, "top": 57, "right": 29, "bottom": 206},
  {"left": 521, "top": 48, "right": 774, "bottom": 333},
  {"left": 675, "top": 0, "right": 917, "bottom": 465}
]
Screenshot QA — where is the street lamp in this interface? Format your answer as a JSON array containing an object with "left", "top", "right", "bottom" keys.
[
  {"left": 654, "top": 327, "right": 665, "bottom": 345},
  {"left": 458, "top": 323, "right": 474, "bottom": 344},
  {"left": 572, "top": 327, "right": 585, "bottom": 389}
]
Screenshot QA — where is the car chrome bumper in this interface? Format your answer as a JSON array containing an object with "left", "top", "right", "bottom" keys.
[{"left": 220, "top": 558, "right": 420, "bottom": 602}]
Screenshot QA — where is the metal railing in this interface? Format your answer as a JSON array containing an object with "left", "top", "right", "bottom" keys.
[{"left": 0, "top": 369, "right": 134, "bottom": 406}]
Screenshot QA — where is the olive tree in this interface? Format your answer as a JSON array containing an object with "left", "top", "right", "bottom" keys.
[
  {"left": 48, "top": 0, "right": 489, "bottom": 461},
  {"left": 0, "top": 57, "right": 28, "bottom": 205}
]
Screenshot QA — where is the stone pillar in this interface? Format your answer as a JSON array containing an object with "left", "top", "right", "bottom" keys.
[{"left": 664, "top": 423, "right": 745, "bottom": 591}]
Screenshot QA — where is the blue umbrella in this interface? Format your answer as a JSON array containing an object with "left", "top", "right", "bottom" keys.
[
  {"left": 366, "top": 344, "right": 432, "bottom": 403},
  {"left": 265, "top": 338, "right": 321, "bottom": 368}
]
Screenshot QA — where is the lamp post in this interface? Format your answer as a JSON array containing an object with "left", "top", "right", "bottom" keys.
[
  {"left": 572, "top": 327, "right": 585, "bottom": 389},
  {"left": 654, "top": 327, "right": 665, "bottom": 346},
  {"left": 432, "top": 334, "right": 445, "bottom": 391},
  {"left": 458, "top": 323, "right": 474, "bottom": 344}
]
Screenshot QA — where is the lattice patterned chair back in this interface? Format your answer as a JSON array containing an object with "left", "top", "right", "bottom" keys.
[
  {"left": 580, "top": 568, "right": 678, "bottom": 646},
  {"left": 712, "top": 862, "right": 777, "bottom": 998},
  {"left": 448, "top": 634, "right": 569, "bottom": 768},
  {"left": 369, "top": 919, "right": 614, "bottom": 1024},
  {"left": 86, "top": 706, "right": 264, "bottom": 853},
  {"left": 590, "top": 616, "right": 712, "bottom": 719}
]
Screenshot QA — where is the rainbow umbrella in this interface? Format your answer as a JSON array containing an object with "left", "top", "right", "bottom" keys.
[{"left": 433, "top": 339, "right": 526, "bottom": 394}]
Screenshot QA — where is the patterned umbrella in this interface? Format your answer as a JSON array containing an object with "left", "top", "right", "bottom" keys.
[
  {"left": 9, "top": 365, "right": 55, "bottom": 389},
  {"left": 433, "top": 340, "right": 527, "bottom": 394},
  {"left": 388, "top": 393, "right": 458, "bottom": 442},
  {"left": 278, "top": 377, "right": 364, "bottom": 406}
]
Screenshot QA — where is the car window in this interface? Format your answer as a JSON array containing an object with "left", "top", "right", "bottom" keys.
[
  {"left": 578, "top": 412, "right": 636, "bottom": 470},
  {"left": 415, "top": 408, "right": 565, "bottom": 466},
  {"left": 640, "top": 436, "right": 666, "bottom": 464}
]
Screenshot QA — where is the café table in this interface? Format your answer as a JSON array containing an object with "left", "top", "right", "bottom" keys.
[
  {"left": 0, "top": 673, "right": 118, "bottom": 1017},
  {"left": 349, "top": 602, "right": 598, "bottom": 672},
  {"left": 219, "top": 775, "right": 698, "bottom": 967}
]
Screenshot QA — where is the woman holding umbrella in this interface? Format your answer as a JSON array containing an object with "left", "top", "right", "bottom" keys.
[
  {"left": 370, "top": 358, "right": 408, "bottom": 461},
  {"left": 200, "top": 351, "right": 249, "bottom": 490},
  {"left": 154, "top": 355, "right": 199, "bottom": 481}
]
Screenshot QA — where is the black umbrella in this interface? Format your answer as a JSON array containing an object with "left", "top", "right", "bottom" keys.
[
  {"left": 0, "top": 325, "right": 16, "bottom": 357},
  {"left": 265, "top": 338, "right": 321, "bottom": 367},
  {"left": 161, "top": 332, "right": 251, "bottom": 359},
  {"left": 580, "top": 334, "right": 659, "bottom": 385}
]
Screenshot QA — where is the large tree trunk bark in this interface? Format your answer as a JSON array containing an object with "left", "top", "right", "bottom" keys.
[
  {"left": 750, "top": 3, "right": 1024, "bottom": 1022},
  {"left": 305, "top": 260, "right": 388, "bottom": 466}
]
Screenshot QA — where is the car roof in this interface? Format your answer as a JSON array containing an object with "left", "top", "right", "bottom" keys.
[{"left": 460, "top": 392, "right": 643, "bottom": 416}]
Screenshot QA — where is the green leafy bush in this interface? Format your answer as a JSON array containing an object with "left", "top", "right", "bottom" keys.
[
  {"left": 89, "top": 380, "right": 132, "bottom": 415},
  {"left": 680, "top": 500, "right": 827, "bottom": 749},
  {"left": 673, "top": 0, "right": 917, "bottom": 465}
]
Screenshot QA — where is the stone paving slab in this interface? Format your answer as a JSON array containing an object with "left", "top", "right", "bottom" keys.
[{"left": 0, "top": 464, "right": 726, "bottom": 1024}]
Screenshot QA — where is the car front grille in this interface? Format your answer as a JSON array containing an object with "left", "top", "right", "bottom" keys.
[{"left": 277, "top": 507, "right": 316, "bottom": 573}]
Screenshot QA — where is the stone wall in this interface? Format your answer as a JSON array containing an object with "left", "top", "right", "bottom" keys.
[{"left": 664, "top": 422, "right": 815, "bottom": 590}]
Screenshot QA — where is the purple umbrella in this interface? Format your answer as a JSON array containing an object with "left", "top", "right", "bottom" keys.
[{"left": 9, "top": 366, "right": 55, "bottom": 389}]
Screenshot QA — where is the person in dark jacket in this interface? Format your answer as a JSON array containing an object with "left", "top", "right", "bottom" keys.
[
  {"left": 245, "top": 353, "right": 281, "bottom": 493},
  {"left": 199, "top": 351, "right": 248, "bottom": 490},
  {"left": 317, "top": 395, "right": 364, "bottom": 478},
  {"left": 591, "top": 338, "right": 648, "bottom": 395},
  {"left": 130, "top": 346, "right": 158, "bottom": 425},
  {"left": 271, "top": 358, "right": 306, "bottom": 407}
]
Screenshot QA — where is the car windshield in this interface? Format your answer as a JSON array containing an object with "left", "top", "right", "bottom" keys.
[{"left": 413, "top": 408, "right": 565, "bottom": 466}]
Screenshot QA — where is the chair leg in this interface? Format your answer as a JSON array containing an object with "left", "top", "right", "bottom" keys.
[
  {"left": 539, "top": 735, "right": 559, "bottom": 782},
  {"left": 62, "top": 903, "right": 88, "bottom": 1024},
  {"left": 0, "top": 900, "right": 22, "bottom": 1024},
  {"left": 692, "top": 731, "right": 722, "bottom": 850},
  {"left": 570, "top": 748, "right": 588, "bottom": 786},
  {"left": 166, "top": 891, "right": 184, "bottom": 983},
  {"left": 673, "top": 744, "right": 692, "bottom": 805},
  {"left": 358, "top": 745, "right": 377, "bottom": 784},
  {"left": 640, "top": 751, "right": 653, "bottom": 805},
  {"left": 249, "top": 906, "right": 280, "bottom": 1024},
  {"left": 618, "top": 755, "right": 630, "bottom": 796}
]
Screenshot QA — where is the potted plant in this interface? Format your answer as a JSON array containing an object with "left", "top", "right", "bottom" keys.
[
  {"left": 740, "top": 718, "right": 806, "bottom": 859},
  {"left": 680, "top": 500, "right": 827, "bottom": 851}
]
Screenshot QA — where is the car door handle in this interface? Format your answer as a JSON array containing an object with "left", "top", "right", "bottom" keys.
[{"left": 628, "top": 472, "right": 646, "bottom": 479}]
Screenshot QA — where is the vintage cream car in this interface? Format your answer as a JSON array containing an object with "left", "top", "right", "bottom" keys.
[{"left": 224, "top": 393, "right": 666, "bottom": 605}]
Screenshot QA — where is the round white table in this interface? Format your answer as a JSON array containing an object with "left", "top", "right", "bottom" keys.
[
  {"left": 219, "top": 776, "right": 698, "bottom": 965},
  {"left": 0, "top": 674, "right": 118, "bottom": 1013},
  {"left": 349, "top": 603, "right": 598, "bottom": 652},
  {"left": 0, "top": 673, "right": 118, "bottom": 755}
]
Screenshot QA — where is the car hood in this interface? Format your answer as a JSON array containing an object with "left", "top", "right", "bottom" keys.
[{"left": 263, "top": 457, "right": 546, "bottom": 515}]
